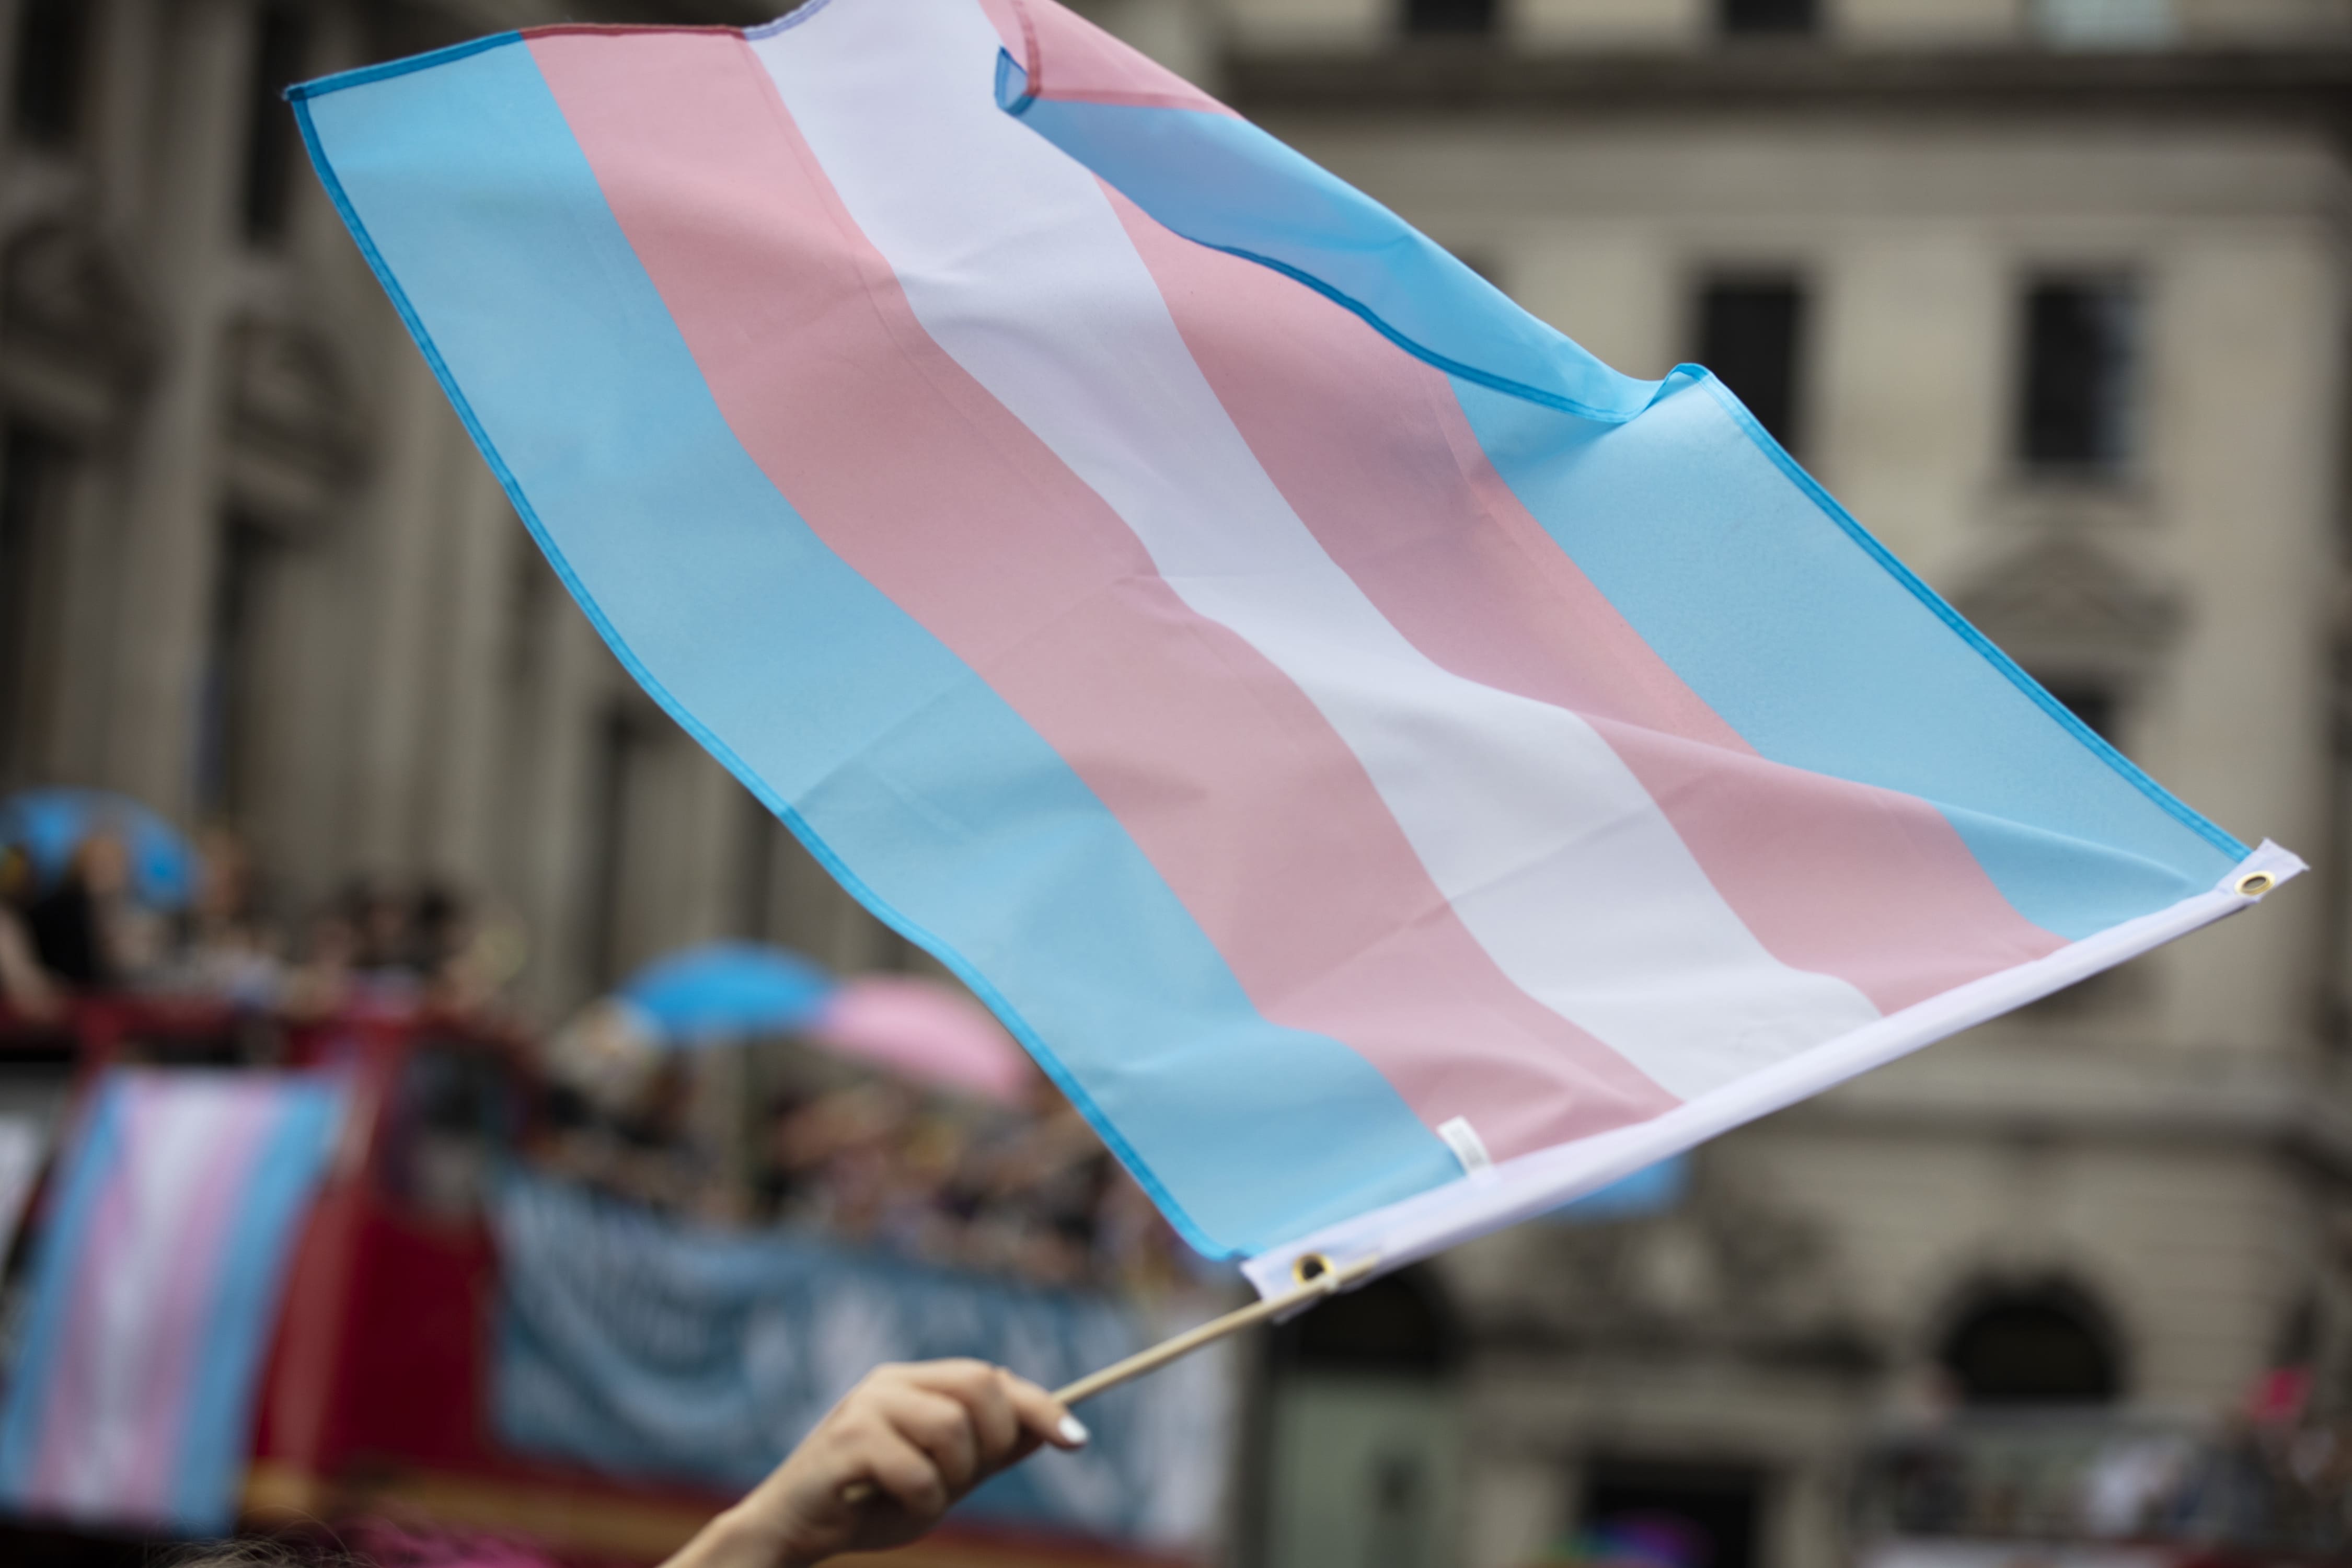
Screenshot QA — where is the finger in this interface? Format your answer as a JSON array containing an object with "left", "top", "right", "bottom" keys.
[
  {"left": 903, "top": 1362, "right": 1021, "bottom": 1465},
  {"left": 877, "top": 1387, "right": 981, "bottom": 1492},
  {"left": 855, "top": 1427, "right": 951, "bottom": 1520},
  {"left": 999, "top": 1370, "right": 1089, "bottom": 1450}
]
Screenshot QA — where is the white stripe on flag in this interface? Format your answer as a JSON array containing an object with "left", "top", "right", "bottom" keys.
[{"left": 753, "top": 0, "right": 1882, "bottom": 1099}]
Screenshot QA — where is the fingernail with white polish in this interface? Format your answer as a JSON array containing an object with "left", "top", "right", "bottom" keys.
[{"left": 1058, "top": 1414, "right": 1090, "bottom": 1446}]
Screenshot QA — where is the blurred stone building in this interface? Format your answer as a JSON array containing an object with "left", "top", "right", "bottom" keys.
[
  {"left": 3, "top": 0, "right": 2350, "bottom": 1564},
  {"left": 0, "top": 0, "right": 918, "bottom": 1018}
]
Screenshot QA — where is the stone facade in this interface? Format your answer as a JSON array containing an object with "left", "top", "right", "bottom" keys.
[
  {"left": 3, "top": 2, "right": 2350, "bottom": 1565},
  {"left": 0, "top": 0, "right": 900, "bottom": 1018}
]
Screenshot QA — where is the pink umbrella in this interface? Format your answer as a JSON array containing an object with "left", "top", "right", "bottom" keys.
[{"left": 808, "top": 976, "right": 1032, "bottom": 1105}]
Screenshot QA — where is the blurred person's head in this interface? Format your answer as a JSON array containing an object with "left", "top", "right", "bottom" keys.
[
  {"left": 344, "top": 880, "right": 415, "bottom": 971},
  {"left": 72, "top": 829, "right": 131, "bottom": 897},
  {"left": 304, "top": 904, "right": 358, "bottom": 965},
  {"left": 413, "top": 883, "right": 470, "bottom": 969},
  {"left": 193, "top": 826, "right": 255, "bottom": 924},
  {"left": 546, "top": 996, "right": 663, "bottom": 1114},
  {"left": 0, "top": 844, "right": 30, "bottom": 908}
]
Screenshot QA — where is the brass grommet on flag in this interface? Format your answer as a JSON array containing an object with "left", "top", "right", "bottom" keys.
[
  {"left": 2235, "top": 871, "right": 2276, "bottom": 897},
  {"left": 1291, "top": 1252, "right": 1332, "bottom": 1286}
]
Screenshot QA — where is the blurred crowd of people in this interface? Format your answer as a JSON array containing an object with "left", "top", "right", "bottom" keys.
[
  {"left": 0, "top": 794, "right": 1196, "bottom": 1300},
  {"left": 1871, "top": 1408, "right": 2352, "bottom": 1555},
  {"left": 758, "top": 1074, "right": 1191, "bottom": 1295},
  {"left": 0, "top": 824, "right": 515, "bottom": 1030},
  {"left": 537, "top": 1037, "right": 1197, "bottom": 1298}
]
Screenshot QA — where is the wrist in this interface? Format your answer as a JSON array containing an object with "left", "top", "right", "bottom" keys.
[{"left": 669, "top": 1503, "right": 817, "bottom": 1568}]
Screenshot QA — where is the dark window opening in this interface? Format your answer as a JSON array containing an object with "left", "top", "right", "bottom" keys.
[
  {"left": 1404, "top": 0, "right": 1497, "bottom": 36},
  {"left": 0, "top": 425, "right": 68, "bottom": 786},
  {"left": 241, "top": 4, "right": 309, "bottom": 245},
  {"left": 195, "top": 519, "right": 278, "bottom": 825},
  {"left": 1580, "top": 1458, "right": 1764, "bottom": 1568},
  {"left": 1697, "top": 274, "right": 1807, "bottom": 455},
  {"left": 1273, "top": 1265, "right": 1462, "bottom": 1377},
  {"left": 1720, "top": 0, "right": 1818, "bottom": 36},
  {"left": 2040, "top": 678, "right": 2120, "bottom": 747},
  {"left": 584, "top": 707, "right": 648, "bottom": 990},
  {"left": 1941, "top": 1284, "right": 2123, "bottom": 1405},
  {"left": 736, "top": 792, "right": 783, "bottom": 942},
  {"left": 12, "top": 0, "right": 90, "bottom": 148},
  {"left": 2019, "top": 278, "right": 2138, "bottom": 472}
]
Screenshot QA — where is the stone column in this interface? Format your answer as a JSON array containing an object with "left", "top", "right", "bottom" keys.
[
  {"left": 511, "top": 604, "right": 610, "bottom": 1016},
  {"left": 675, "top": 750, "right": 749, "bottom": 950},
  {"left": 0, "top": 1, "right": 25, "bottom": 159},
  {"left": 1460, "top": 1452, "right": 1563, "bottom": 1568},
  {"left": 89, "top": 0, "right": 162, "bottom": 235},
  {"left": 344, "top": 346, "right": 457, "bottom": 871},
  {"left": 102, "top": 0, "right": 255, "bottom": 817},
  {"left": 32, "top": 0, "right": 165, "bottom": 793},
  {"left": 422, "top": 460, "right": 517, "bottom": 887}
]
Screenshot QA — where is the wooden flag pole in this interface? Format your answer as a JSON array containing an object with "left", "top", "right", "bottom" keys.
[
  {"left": 841, "top": 1252, "right": 1379, "bottom": 1507},
  {"left": 1053, "top": 1251, "right": 1378, "bottom": 1405}
]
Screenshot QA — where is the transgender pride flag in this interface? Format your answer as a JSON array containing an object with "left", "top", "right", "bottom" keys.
[
  {"left": 0, "top": 1070, "right": 344, "bottom": 1534},
  {"left": 292, "top": 0, "right": 2296, "bottom": 1293}
]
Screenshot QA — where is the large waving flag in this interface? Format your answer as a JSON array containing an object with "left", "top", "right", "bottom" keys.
[{"left": 290, "top": 0, "right": 2295, "bottom": 1295}]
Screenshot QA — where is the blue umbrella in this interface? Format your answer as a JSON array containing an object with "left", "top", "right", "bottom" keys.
[
  {"left": 0, "top": 788, "right": 199, "bottom": 910},
  {"left": 617, "top": 941, "right": 837, "bottom": 1045}
]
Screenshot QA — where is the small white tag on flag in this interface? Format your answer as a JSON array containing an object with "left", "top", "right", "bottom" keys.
[{"left": 1436, "top": 1115, "right": 1493, "bottom": 1176}]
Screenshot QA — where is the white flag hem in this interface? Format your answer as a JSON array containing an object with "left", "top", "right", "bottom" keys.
[{"left": 1241, "top": 838, "right": 2305, "bottom": 1300}]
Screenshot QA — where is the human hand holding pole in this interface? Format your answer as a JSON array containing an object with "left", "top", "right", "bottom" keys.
[
  {"left": 660, "top": 1359, "right": 1089, "bottom": 1568},
  {"left": 660, "top": 1257, "right": 1371, "bottom": 1567}
]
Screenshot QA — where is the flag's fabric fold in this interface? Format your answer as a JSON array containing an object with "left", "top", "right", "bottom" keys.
[{"left": 289, "top": 0, "right": 2292, "bottom": 1285}]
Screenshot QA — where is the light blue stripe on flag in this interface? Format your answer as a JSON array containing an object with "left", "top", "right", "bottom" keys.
[
  {"left": 1006, "top": 77, "right": 1661, "bottom": 423},
  {"left": 1452, "top": 375, "right": 2241, "bottom": 939},
  {"left": 995, "top": 83, "right": 2242, "bottom": 940},
  {"left": 296, "top": 38, "right": 1460, "bottom": 1257},
  {"left": 0, "top": 1081, "right": 131, "bottom": 1503}
]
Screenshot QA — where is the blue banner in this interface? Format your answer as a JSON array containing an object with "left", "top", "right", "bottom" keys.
[{"left": 492, "top": 1173, "right": 1229, "bottom": 1548}]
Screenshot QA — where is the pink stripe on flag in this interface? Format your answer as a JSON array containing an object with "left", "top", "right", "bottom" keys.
[
  {"left": 528, "top": 29, "right": 1681, "bottom": 1159},
  {"left": 1006, "top": 0, "right": 1238, "bottom": 116},
  {"left": 1109, "top": 194, "right": 2067, "bottom": 1012},
  {"left": 115, "top": 1084, "right": 282, "bottom": 1509}
]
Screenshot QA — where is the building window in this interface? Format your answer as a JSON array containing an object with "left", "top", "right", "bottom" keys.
[
  {"left": 584, "top": 706, "right": 650, "bottom": 989},
  {"left": 1403, "top": 0, "right": 1497, "bottom": 37},
  {"left": 1579, "top": 1459, "right": 1764, "bottom": 1568},
  {"left": 1262, "top": 1267, "right": 1464, "bottom": 1568},
  {"left": 1940, "top": 1284, "right": 2123, "bottom": 1404},
  {"left": 2018, "top": 276, "right": 2139, "bottom": 474},
  {"left": 241, "top": 4, "right": 309, "bottom": 245},
  {"left": 1696, "top": 273, "right": 1808, "bottom": 456},
  {"left": 736, "top": 791, "right": 783, "bottom": 942},
  {"left": 0, "top": 425, "right": 69, "bottom": 783},
  {"left": 11, "top": 0, "right": 90, "bottom": 149},
  {"left": 1719, "top": 0, "right": 1818, "bottom": 37},
  {"left": 2040, "top": 675, "right": 2122, "bottom": 750}
]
